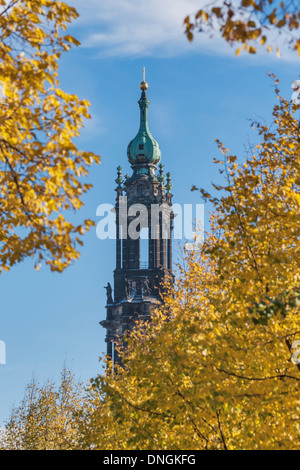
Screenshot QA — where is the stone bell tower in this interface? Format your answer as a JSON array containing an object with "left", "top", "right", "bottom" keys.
[{"left": 101, "top": 71, "right": 174, "bottom": 365}]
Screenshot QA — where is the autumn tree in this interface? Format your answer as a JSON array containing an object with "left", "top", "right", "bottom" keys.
[
  {"left": 0, "top": 0, "right": 100, "bottom": 274},
  {"left": 0, "top": 366, "right": 95, "bottom": 450},
  {"left": 184, "top": 0, "right": 300, "bottom": 56},
  {"left": 87, "top": 79, "right": 300, "bottom": 450}
]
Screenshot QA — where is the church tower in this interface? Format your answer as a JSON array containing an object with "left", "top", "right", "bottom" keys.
[{"left": 101, "top": 71, "right": 174, "bottom": 365}]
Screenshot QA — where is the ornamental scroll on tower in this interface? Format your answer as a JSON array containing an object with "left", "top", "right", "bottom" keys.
[{"left": 100, "top": 71, "right": 174, "bottom": 366}]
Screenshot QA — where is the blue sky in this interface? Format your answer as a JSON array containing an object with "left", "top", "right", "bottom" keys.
[{"left": 0, "top": 0, "right": 299, "bottom": 424}]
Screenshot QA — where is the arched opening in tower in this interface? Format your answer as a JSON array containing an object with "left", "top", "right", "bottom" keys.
[{"left": 140, "top": 226, "right": 149, "bottom": 269}]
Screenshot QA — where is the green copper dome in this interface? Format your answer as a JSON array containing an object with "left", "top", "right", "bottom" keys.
[{"left": 127, "top": 85, "right": 161, "bottom": 167}]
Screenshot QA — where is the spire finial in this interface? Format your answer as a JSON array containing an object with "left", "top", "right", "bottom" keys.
[
  {"left": 166, "top": 172, "right": 173, "bottom": 193},
  {"left": 140, "top": 66, "right": 148, "bottom": 91},
  {"left": 127, "top": 69, "right": 161, "bottom": 167},
  {"left": 115, "top": 166, "right": 124, "bottom": 190},
  {"left": 157, "top": 163, "right": 165, "bottom": 184}
]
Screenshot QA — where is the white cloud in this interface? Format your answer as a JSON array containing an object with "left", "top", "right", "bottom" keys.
[
  {"left": 72, "top": 0, "right": 228, "bottom": 58},
  {"left": 71, "top": 0, "right": 299, "bottom": 61}
]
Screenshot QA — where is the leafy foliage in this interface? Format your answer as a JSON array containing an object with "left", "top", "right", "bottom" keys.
[
  {"left": 0, "top": 0, "right": 100, "bottom": 273},
  {"left": 184, "top": 0, "right": 300, "bottom": 56},
  {"left": 0, "top": 367, "right": 95, "bottom": 450},
  {"left": 251, "top": 288, "right": 300, "bottom": 325}
]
